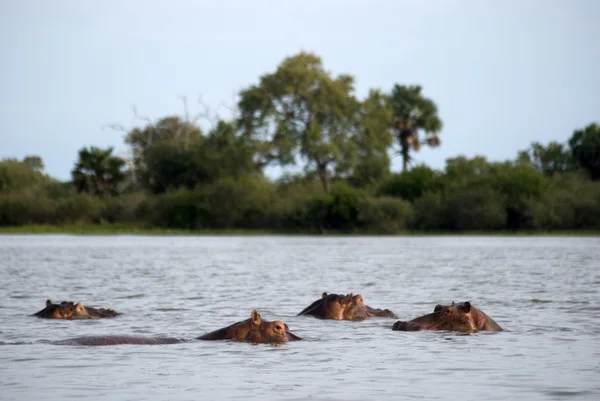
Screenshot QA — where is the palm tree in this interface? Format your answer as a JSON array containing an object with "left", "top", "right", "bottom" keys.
[
  {"left": 71, "top": 146, "right": 127, "bottom": 196},
  {"left": 389, "top": 84, "right": 442, "bottom": 171}
]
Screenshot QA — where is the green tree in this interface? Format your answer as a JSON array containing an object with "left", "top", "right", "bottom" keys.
[
  {"left": 517, "top": 141, "right": 576, "bottom": 176},
  {"left": 237, "top": 51, "right": 360, "bottom": 192},
  {"left": 203, "top": 120, "right": 262, "bottom": 179},
  {"left": 389, "top": 84, "right": 442, "bottom": 171},
  {"left": 0, "top": 158, "right": 47, "bottom": 192},
  {"left": 22, "top": 155, "right": 45, "bottom": 171},
  {"left": 376, "top": 164, "right": 443, "bottom": 201},
  {"left": 139, "top": 119, "right": 262, "bottom": 194},
  {"left": 125, "top": 116, "right": 204, "bottom": 188},
  {"left": 71, "top": 146, "right": 127, "bottom": 196},
  {"left": 350, "top": 89, "right": 394, "bottom": 187},
  {"left": 569, "top": 122, "right": 600, "bottom": 180}
]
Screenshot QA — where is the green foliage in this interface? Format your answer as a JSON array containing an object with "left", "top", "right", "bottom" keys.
[
  {"left": 517, "top": 141, "right": 577, "bottom": 176},
  {"left": 0, "top": 190, "right": 55, "bottom": 225},
  {"left": 151, "top": 188, "right": 206, "bottom": 230},
  {"left": 127, "top": 118, "right": 261, "bottom": 194},
  {"left": 489, "top": 162, "right": 549, "bottom": 229},
  {"left": 356, "top": 196, "right": 413, "bottom": 233},
  {"left": 443, "top": 186, "right": 507, "bottom": 230},
  {"left": 22, "top": 155, "right": 44, "bottom": 171},
  {"left": 54, "top": 194, "right": 105, "bottom": 224},
  {"left": 390, "top": 84, "right": 442, "bottom": 171},
  {"left": 569, "top": 122, "right": 600, "bottom": 180},
  {"left": 1, "top": 52, "right": 598, "bottom": 234},
  {"left": 527, "top": 173, "right": 600, "bottom": 229},
  {"left": 0, "top": 157, "right": 48, "bottom": 192},
  {"left": 71, "top": 146, "right": 127, "bottom": 196},
  {"left": 376, "top": 164, "right": 443, "bottom": 201},
  {"left": 125, "top": 116, "right": 203, "bottom": 186},
  {"left": 350, "top": 90, "right": 394, "bottom": 188},
  {"left": 237, "top": 51, "right": 361, "bottom": 192}
]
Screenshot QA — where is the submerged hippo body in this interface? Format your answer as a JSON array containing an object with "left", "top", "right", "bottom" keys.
[
  {"left": 52, "top": 336, "right": 185, "bottom": 346},
  {"left": 51, "top": 310, "right": 301, "bottom": 346},
  {"left": 392, "top": 301, "right": 502, "bottom": 333},
  {"left": 298, "top": 292, "right": 397, "bottom": 321},
  {"left": 32, "top": 300, "right": 119, "bottom": 319}
]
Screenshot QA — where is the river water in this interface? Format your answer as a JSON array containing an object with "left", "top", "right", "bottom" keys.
[{"left": 0, "top": 235, "right": 598, "bottom": 401}]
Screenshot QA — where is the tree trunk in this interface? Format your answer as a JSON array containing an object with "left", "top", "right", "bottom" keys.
[
  {"left": 317, "top": 163, "right": 329, "bottom": 192},
  {"left": 400, "top": 130, "right": 411, "bottom": 172}
]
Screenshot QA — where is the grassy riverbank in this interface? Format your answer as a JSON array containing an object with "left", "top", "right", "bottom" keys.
[{"left": 1, "top": 224, "right": 599, "bottom": 236}]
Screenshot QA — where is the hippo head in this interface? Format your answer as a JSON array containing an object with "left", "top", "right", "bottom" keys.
[
  {"left": 198, "top": 310, "right": 302, "bottom": 344},
  {"left": 392, "top": 301, "right": 501, "bottom": 332},
  {"left": 317, "top": 292, "right": 368, "bottom": 320},
  {"left": 245, "top": 310, "right": 301, "bottom": 343},
  {"left": 299, "top": 292, "right": 393, "bottom": 321},
  {"left": 33, "top": 299, "right": 90, "bottom": 319}
]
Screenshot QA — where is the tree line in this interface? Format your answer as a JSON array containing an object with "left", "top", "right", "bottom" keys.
[{"left": 1, "top": 52, "right": 599, "bottom": 233}]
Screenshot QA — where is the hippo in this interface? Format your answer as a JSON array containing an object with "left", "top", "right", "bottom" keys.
[
  {"left": 298, "top": 292, "right": 397, "bottom": 321},
  {"left": 50, "top": 310, "right": 302, "bottom": 346},
  {"left": 32, "top": 299, "right": 119, "bottom": 319},
  {"left": 391, "top": 301, "right": 503, "bottom": 333},
  {"left": 32, "top": 300, "right": 89, "bottom": 319},
  {"left": 198, "top": 309, "right": 302, "bottom": 343}
]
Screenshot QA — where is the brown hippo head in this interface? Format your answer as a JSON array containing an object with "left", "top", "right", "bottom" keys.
[
  {"left": 298, "top": 292, "right": 397, "bottom": 321},
  {"left": 197, "top": 310, "right": 302, "bottom": 344},
  {"left": 392, "top": 301, "right": 503, "bottom": 333},
  {"left": 32, "top": 299, "right": 90, "bottom": 319}
]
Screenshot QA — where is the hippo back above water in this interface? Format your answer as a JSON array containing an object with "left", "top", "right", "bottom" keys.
[
  {"left": 392, "top": 301, "right": 502, "bottom": 333},
  {"left": 32, "top": 299, "right": 120, "bottom": 319},
  {"left": 298, "top": 292, "right": 397, "bottom": 321}
]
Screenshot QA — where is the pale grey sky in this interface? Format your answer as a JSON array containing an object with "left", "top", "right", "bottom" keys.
[{"left": 1, "top": 0, "right": 599, "bottom": 180}]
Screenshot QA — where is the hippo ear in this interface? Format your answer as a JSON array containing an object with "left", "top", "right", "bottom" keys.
[
  {"left": 250, "top": 310, "right": 262, "bottom": 325},
  {"left": 341, "top": 294, "right": 353, "bottom": 304},
  {"left": 462, "top": 302, "right": 472, "bottom": 313},
  {"left": 46, "top": 299, "right": 52, "bottom": 307},
  {"left": 322, "top": 292, "right": 328, "bottom": 298}
]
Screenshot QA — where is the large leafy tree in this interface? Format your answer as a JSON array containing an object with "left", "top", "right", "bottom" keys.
[
  {"left": 22, "top": 155, "right": 45, "bottom": 171},
  {"left": 0, "top": 157, "right": 48, "bottom": 192},
  {"left": 517, "top": 141, "right": 577, "bottom": 176},
  {"left": 237, "top": 51, "right": 360, "bottom": 192},
  {"left": 142, "top": 120, "right": 262, "bottom": 194},
  {"left": 569, "top": 123, "right": 600, "bottom": 180},
  {"left": 71, "top": 146, "right": 127, "bottom": 196},
  {"left": 124, "top": 116, "right": 203, "bottom": 188},
  {"left": 350, "top": 89, "right": 394, "bottom": 187},
  {"left": 389, "top": 84, "right": 442, "bottom": 171}
]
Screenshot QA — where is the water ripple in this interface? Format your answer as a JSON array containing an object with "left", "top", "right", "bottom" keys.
[{"left": 0, "top": 235, "right": 599, "bottom": 401}]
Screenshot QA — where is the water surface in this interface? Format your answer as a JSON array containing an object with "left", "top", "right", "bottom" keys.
[{"left": 0, "top": 235, "right": 598, "bottom": 401}]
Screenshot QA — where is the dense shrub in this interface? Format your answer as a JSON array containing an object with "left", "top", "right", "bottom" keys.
[
  {"left": 376, "top": 165, "right": 443, "bottom": 201},
  {"left": 356, "top": 196, "right": 413, "bottom": 233}
]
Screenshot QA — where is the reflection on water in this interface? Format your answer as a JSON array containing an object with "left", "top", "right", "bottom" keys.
[{"left": 0, "top": 235, "right": 599, "bottom": 401}]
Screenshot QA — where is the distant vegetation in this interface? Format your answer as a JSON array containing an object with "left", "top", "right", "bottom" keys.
[{"left": 1, "top": 52, "right": 599, "bottom": 234}]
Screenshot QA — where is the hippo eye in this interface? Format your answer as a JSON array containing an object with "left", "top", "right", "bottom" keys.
[{"left": 274, "top": 324, "right": 283, "bottom": 332}]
